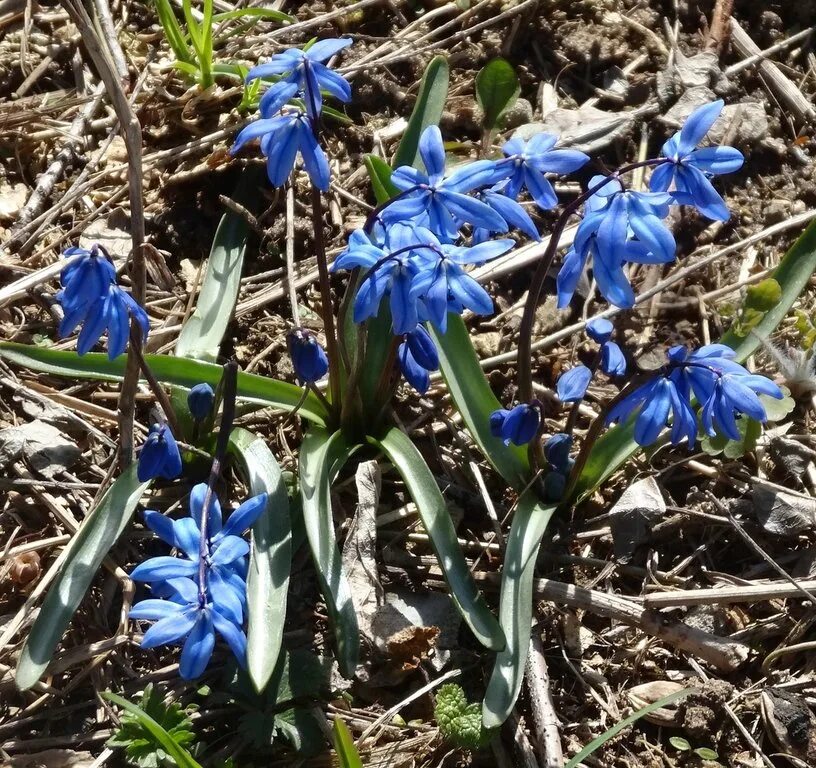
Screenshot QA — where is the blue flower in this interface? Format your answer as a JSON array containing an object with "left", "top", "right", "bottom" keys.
[
  {"left": 287, "top": 328, "right": 329, "bottom": 383},
  {"left": 556, "top": 176, "right": 675, "bottom": 309},
  {"left": 57, "top": 245, "right": 149, "bottom": 359},
  {"left": 385, "top": 126, "right": 505, "bottom": 239},
  {"left": 601, "top": 341, "right": 626, "bottom": 376},
  {"left": 472, "top": 186, "right": 540, "bottom": 244},
  {"left": 492, "top": 133, "right": 589, "bottom": 209},
  {"left": 650, "top": 100, "right": 744, "bottom": 221},
  {"left": 607, "top": 344, "right": 783, "bottom": 447},
  {"left": 131, "top": 484, "right": 267, "bottom": 624},
  {"left": 544, "top": 432, "right": 573, "bottom": 474},
  {"left": 398, "top": 325, "right": 439, "bottom": 394},
  {"left": 557, "top": 365, "right": 592, "bottom": 403},
  {"left": 586, "top": 318, "right": 613, "bottom": 344},
  {"left": 188, "top": 383, "right": 215, "bottom": 421},
  {"left": 130, "top": 576, "right": 247, "bottom": 679},
  {"left": 231, "top": 109, "right": 330, "bottom": 190},
  {"left": 138, "top": 424, "right": 183, "bottom": 482},
  {"left": 489, "top": 403, "right": 540, "bottom": 446},
  {"left": 247, "top": 38, "right": 352, "bottom": 120}
]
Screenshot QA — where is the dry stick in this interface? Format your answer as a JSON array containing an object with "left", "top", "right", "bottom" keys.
[
  {"left": 724, "top": 25, "right": 816, "bottom": 77},
  {"left": 525, "top": 632, "right": 564, "bottom": 768},
  {"left": 5, "top": 82, "right": 106, "bottom": 251},
  {"left": 705, "top": 0, "right": 734, "bottom": 55},
  {"left": 91, "top": 0, "right": 128, "bottom": 81},
  {"left": 641, "top": 578, "right": 816, "bottom": 608},
  {"left": 62, "top": 0, "right": 146, "bottom": 468}
]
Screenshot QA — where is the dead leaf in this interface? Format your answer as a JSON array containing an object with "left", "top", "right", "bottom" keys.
[
  {"left": 387, "top": 625, "right": 440, "bottom": 670},
  {"left": 8, "top": 750, "right": 95, "bottom": 767},
  {"left": 753, "top": 485, "right": 816, "bottom": 536},
  {"left": 79, "top": 209, "right": 131, "bottom": 263},
  {"left": 0, "top": 182, "right": 29, "bottom": 222},
  {"left": 609, "top": 476, "right": 666, "bottom": 562},
  {"left": 627, "top": 681, "right": 686, "bottom": 727},
  {"left": 0, "top": 420, "right": 80, "bottom": 478},
  {"left": 761, "top": 689, "right": 816, "bottom": 764}
]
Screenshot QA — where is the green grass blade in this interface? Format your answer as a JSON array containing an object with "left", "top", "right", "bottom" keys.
[
  {"left": 433, "top": 317, "right": 529, "bottom": 489},
  {"left": 16, "top": 467, "right": 150, "bottom": 690},
  {"left": 392, "top": 56, "right": 449, "bottom": 170},
  {"left": 212, "top": 7, "right": 293, "bottom": 23},
  {"left": 104, "top": 692, "right": 204, "bottom": 768},
  {"left": 475, "top": 58, "right": 519, "bottom": 134},
  {"left": 229, "top": 428, "right": 291, "bottom": 693},
  {"left": 333, "top": 719, "right": 364, "bottom": 768},
  {"left": 198, "top": 0, "right": 214, "bottom": 87},
  {"left": 182, "top": 0, "right": 203, "bottom": 60},
  {"left": 364, "top": 154, "right": 399, "bottom": 205},
  {"left": 370, "top": 427, "right": 505, "bottom": 650},
  {"left": 153, "top": 0, "right": 193, "bottom": 64},
  {"left": 0, "top": 343, "right": 329, "bottom": 426},
  {"left": 572, "top": 217, "right": 816, "bottom": 503},
  {"left": 299, "top": 429, "right": 360, "bottom": 677},
  {"left": 564, "top": 688, "right": 690, "bottom": 768},
  {"left": 482, "top": 491, "right": 556, "bottom": 728},
  {"left": 175, "top": 174, "right": 258, "bottom": 362}
]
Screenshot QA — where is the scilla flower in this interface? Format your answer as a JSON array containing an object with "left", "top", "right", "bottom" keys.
[
  {"left": 490, "top": 403, "right": 540, "bottom": 446},
  {"left": 137, "top": 424, "right": 183, "bottom": 482},
  {"left": 188, "top": 383, "right": 215, "bottom": 421},
  {"left": 398, "top": 325, "right": 439, "bottom": 394},
  {"left": 287, "top": 328, "right": 329, "bottom": 383}
]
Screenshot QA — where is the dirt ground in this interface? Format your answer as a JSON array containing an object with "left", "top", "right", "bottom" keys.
[{"left": 2, "top": 0, "right": 816, "bottom": 766}]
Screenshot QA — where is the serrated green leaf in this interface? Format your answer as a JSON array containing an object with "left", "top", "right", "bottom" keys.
[
  {"left": 299, "top": 430, "right": 360, "bottom": 676},
  {"left": 392, "top": 56, "right": 449, "bottom": 170},
  {"left": 229, "top": 429, "right": 291, "bottom": 693},
  {"left": 475, "top": 58, "right": 519, "bottom": 133},
  {"left": 16, "top": 467, "right": 150, "bottom": 690},
  {"left": 436, "top": 683, "right": 493, "bottom": 750},
  {"left": 0, "top": 343, "right": 329, "bottom": 426},
  {"left": 370, "top": 427, "right": 504, "bottom": 651},
  {"left": 333, "top": 719, "right": 364, "bottom": 768},
  {"left": 432, "top": 316, "right": 529, "bottom": 489},
  {"left": 564, "top": 689, "right": 691, "bottom": 768},
  {"left": 483, "top": 491, "right": 555, "bottom": 728},
  {"left": 364, "top": 154, "right": 399, "bottom": 205},
  {"left": 175, "top": 175, "right": 259, "bottom": 363},
  {"left": 105, "top": 691, "right": 203, "bottom": 768}
]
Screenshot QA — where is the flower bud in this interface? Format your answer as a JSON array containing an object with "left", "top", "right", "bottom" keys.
[
  {"left": 188, "top": 383, "right": 215, "bottom": 421},
  {"left": 287, "top": 328, "right": 329, "bottom": 383}
]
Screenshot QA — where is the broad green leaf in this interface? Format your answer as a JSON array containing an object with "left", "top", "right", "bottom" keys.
[
  {"left": 104, "top": 692, "right": 203, "bottom": 768},
  {"left": 17, "top": 467, "right": 150, "bottom": 689},
  {"left": 482, "top": 491, "right": 555, "bottom": 728},
  {"left": 573, "top": 217, "right": 816, "bottom": 502},
  {"left": 229, "top": 428, "right": 291, "bottom": 693},
  {"left": 299, "top": 429, "right": 360, "bottom": 676},
  {"left": 212, "top": 7, "right": 293, "bottom": 23},
  {"left": 433, "top": 316, "right": 529, "bottom": 489},
  {"left": 0, "top": 343, "right": 329, "bottom": 426},
  {"left": 564, "top": 689, "right": 690, "bottom": 768},
  {"left": 392, "top": 56, "right": 449, "bottom": 170},
  {"left": 370, "top": 427, "right": 504, "bottom": 651},
  {"left": 333, "top": 720, "right": 364, "bottom": 768},
  {"left": 176, "top": 172, "right": 262, "bottom": 362},
  {"left": 364, "top": 155, "right": 399, "bottom": 205},
  {"left": 475, "top": 58, "right": 519, "bottom": 133}
]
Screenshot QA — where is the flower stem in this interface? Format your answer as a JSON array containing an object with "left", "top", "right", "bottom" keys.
[
  {"left": 197, "top": 361, "right": 238, "bottom": 605},
  {"left": 128, "top": 328, "right": 181, "bottom": 438}
]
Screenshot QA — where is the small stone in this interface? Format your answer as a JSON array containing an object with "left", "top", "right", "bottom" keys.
[{"left": 765, "top": 199, "right": 789, "bottom": 224}]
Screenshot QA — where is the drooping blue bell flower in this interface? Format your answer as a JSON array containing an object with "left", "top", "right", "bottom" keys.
[
  {"left": 287, "top": 328, "right": 329, "bottom": 383},
  {"left": 137, "top": 423, "right": 183, "bottom": 482},
  {"left": 187, "top": 383, "right": 215, "bottom": 421}
]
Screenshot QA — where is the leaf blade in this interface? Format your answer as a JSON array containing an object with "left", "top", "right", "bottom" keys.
[
  {"left": 475, "top": 58, "right": 520, "bottom": 133},
  {"left": 16, "top": 467, "right": 150, "bottom": 690},
  {"left": 370, "top": 427, "right": 505, "bottom": 650},
  {"left": 364, "top": 154, "right": 399, "bottom": 205},
  {"left": 229, "top": 428, "right": 292, "bottom": 692},
  {"left": 333, "top": 719, "right": 364, "bottom": 768}
]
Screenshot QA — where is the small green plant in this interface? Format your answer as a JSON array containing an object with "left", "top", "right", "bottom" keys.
[
  {"left": 435, "top": 683, "right": 494, "bottom": 750},
  {"left": 670, "top": 736, "right": 724, "bottom": 764},
  {"left": 731, "top": 277, "right": 782, "bottom": 337},
  {"left": 106, "top": 685, "right": 200, "bottom": 768}
]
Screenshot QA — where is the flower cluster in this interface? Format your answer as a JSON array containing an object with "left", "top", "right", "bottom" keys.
[
  {"left": 57, "top": 244, "right": 148, "bottom": 359},
  {"left": 129, "top": 484, "right": 267, "bottom": 678},
  {"left": 231, "top": 38, "right": 352, "bottom": 190},
  {"left": 607, "top": 344, "right": 783, "bottom": 447},
  {"left": 333, "top": 125, "right": 586, "bottom": 392},
  {"left": 556, "top": 100, "right": 743, "bottom": 309},
  {"left": 557, "top": 318, "right": 626, "bottom": 404}
]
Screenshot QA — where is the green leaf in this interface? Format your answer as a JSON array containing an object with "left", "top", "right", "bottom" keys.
[
  {"left": 275, "top": 707, "right": 325, "bottom": 756},
  {"left": 745, "top": 277, "right": 782, "bottom": 312},
  {"left": 435, "top": 683, "right": 493, "bottom": 750},
  {"left": 369, "top": 427, "right": 504, "bottom": 650},
  {"left": 16, "top": 466, "right": 150, "bottom": 690},
  {"left": 392, "top": 56, "right": 449, "bottom": 171},
  {"left": 153, "top": 0, "right": 193, "bottom": 64},
  {"left": 229, "top": 429, "right": 291, "bottom": 693},
  {"left": 475, "top": 58, "right": 519, "bottom": 134},
  {"left": 433, "top": 317, "right": 529, "bottom": 489},
  {"left": 176, "top": 174, "right": 261, "bottom": 363},
  {"left": 299, "top": 429, "right": 360, "bottom": 676},
  {"left": 107, "top": 684, "right": 197, "bottom": 768},
  {"left": 669, "top": 736, "right": 691, "bottom": 751},
  {"left": 364, "top": 154, "right": 399, "bottom": 205},
  {"left": 0, "top": 343, "right": 329, "bottom": 426},
  {"left": 695, "top": 747, "right": 719, "bottom": 760},
  {"left": 211, "top": 7, "right": 293, "bottom": 23},
  {"left": 333, "top": 719, "right": 364, "bottom": 768},
  {"left": 573, "top": 217, "right": 816, "bottom": 503},
  {"left": 564, "top": 689, "right": 691, "bottom": 768},
  {"left": 105, "top": 691, "right": 204, "bottom": 768},
  {"left": 482, "top": 491, "right": 556, "bottom": 728}
]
